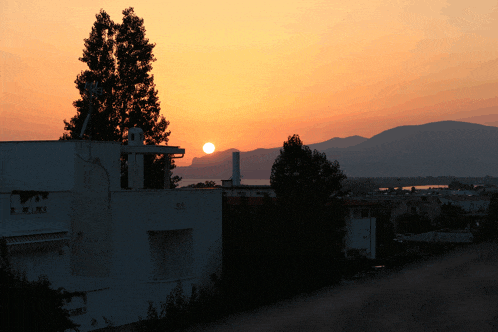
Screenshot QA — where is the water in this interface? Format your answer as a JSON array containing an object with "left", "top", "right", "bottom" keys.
[
  {"left": 177, "top": 179, "right": 271, "bottom": 187},
  {"left": 378, "top": 185, "right": 449, "bottom": 191}
]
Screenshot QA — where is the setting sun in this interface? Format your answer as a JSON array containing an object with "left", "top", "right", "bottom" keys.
[{"left": 203, "top": 142, "right": 215, "bottom": 154}]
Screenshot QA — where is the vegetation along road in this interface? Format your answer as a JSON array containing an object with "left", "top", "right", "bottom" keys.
[{"left": 187, "top": 241, "right": 498, "bottom": 332}]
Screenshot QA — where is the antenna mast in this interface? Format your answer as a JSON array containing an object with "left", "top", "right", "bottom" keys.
[{"left": 80, "top": 81, "right": 103, "bottom": 139}]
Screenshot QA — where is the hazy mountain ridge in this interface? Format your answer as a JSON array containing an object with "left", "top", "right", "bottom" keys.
[{"left": 173, "top": 121, "right": 498, "bottom": 179}]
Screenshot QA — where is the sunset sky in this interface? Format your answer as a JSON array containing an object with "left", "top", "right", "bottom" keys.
[{"left": 1, "top": 0, "right": 498, "bottom": 166}]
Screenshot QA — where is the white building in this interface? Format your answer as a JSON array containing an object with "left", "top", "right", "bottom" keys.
[
  {"left": 0, "top": 131, "right": 222, "bottom": 331},
  {"left": 343, "top": 200, "right": 377, "bottom": 259}
]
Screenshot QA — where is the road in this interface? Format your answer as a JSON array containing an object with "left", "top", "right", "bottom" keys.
[{"left": 186, "top": 241, "right": 498, "bottom": 332}]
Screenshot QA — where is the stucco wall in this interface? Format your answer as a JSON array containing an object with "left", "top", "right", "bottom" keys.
[
  {"left": 0, "top": 141, "right": 76, "bottom": 192},
  {"left": 0, "top": 141, "right": 121, "bottom": 192},
  {"left": 110, "top": 189, "right": 222, "bottom": 285},
  {"left": 2, "top": 140, "right": 222, "bottom": 331}
]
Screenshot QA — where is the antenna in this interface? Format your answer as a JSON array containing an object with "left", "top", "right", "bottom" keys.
[{"left": 80, "top": 81, "right": 103, "bottom": 139}]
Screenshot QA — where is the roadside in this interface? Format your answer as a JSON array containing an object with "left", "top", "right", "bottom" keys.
[
  {"left": 184, "top": 240, "right": 498, "bottom": 332},
  {"left": 92, "top": 240, "right": 498, "bottom": 332}
]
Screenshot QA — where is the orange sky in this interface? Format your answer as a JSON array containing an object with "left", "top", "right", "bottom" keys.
[{"left": 1, "top": 0, "right": 498, "bottom": 166}]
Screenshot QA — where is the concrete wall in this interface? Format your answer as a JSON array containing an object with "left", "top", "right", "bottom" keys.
[
  {"left": 65, "top": 188, "right": 222, "bottom": 331},
  {"left": 0, "top": 141, "right": 121, "bottom": 192},
  {"left": 1, "top": 141, "right": 222, "bottom": 331},
  {"left": 110, "top": 189, "right": 222, "bottom": 285},
  {"left": 0, "top": 141, "right": 76, "bottom": 192}
]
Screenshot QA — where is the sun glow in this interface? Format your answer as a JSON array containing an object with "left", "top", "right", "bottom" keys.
[{"left": 203, "top": 142, "right": 215, "bottom": 154}]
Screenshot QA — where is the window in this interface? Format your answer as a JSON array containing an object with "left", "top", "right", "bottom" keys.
[
  {"left": 361, "top": 209, "right": 369, "bottom": 218},
  {"left": 148, "top": 229, "right": 194, "bottom": 281}
]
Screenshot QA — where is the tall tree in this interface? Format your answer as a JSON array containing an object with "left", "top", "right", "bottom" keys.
[
  {"left": 270, "top": 134, "right": 346, "bottom": 209},
  {"left": 270, "top": 134, "right": 347, "bottom": 256},
  {"left": 61, "top": 8, "right": 181, "bottom": 188},
  {"left": 61, "top": 9, "right": 119, "bottom": 142}
]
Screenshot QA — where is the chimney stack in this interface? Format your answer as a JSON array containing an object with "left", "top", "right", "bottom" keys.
[
  {"left": 128, "top": 127, "right": 144, "bottom": 189},
  {"left": 232, "top": 152, "right": 241, "bottom": 186}
]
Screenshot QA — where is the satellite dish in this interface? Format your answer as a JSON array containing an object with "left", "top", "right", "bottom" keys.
[{"left": 80, "top": 82, "right": 103, "bottom": 139}]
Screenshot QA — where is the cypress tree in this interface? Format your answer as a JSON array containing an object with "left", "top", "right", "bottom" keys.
[
  {"left": 61, "top": 7, "right": 181, "bottom": 188},
  {"left": 61, "top": 9, "right": 119, "bottom": 141}
]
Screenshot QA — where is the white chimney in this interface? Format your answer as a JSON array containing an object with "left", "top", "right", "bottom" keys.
[
  {"left": 128, "top": 127, "right": 144, "bottom": 189},
  {"left": 232, "top": 152, "right": 241, "bottom": 186}
]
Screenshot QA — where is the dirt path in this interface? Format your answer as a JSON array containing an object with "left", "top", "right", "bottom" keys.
[{"left": 186, "top": 241, "right": 498, "bottom": 332}]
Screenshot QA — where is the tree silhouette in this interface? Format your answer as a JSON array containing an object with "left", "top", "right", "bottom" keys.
[
  {"left": 61, "top": 8, "right": 181, "bottom": 188},
  {"left": 270, "top": 134, "right": 347, "bottom": 256},
  {"left": 271, "top": 134, "right": 346, "bottom": 209}
]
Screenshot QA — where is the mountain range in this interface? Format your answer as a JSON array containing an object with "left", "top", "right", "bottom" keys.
[{"left": 172, "top": 121, "right": 498, "bottom": 179}]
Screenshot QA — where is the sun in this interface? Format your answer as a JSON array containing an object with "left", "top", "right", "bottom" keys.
[{"left": 203, "top": 142, "right": 215, "bottom": 154}]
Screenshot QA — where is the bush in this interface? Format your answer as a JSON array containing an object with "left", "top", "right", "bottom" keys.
[{"left": 0, "top": 238, "right": 85, "bottom": 332}]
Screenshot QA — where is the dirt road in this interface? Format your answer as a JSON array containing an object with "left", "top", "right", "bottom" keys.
[{"left": 187, "top": 241, "right": 498, "bottom": 332}]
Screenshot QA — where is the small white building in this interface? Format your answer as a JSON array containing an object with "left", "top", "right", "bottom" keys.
[
  {"left": 343, "top": 200, "right": 377, "bottom": 259},
  {"left": 0, "top": 131, "right": 222, "bottom": 331}
]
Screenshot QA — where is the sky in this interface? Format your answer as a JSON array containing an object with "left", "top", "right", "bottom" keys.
[{"left": 1, "top": 0, "right": 498, "bottom": 166}]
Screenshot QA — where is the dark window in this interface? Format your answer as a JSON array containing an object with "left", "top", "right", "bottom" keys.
[
  {"left": 131, "top": 133, "right": 135, "bottom": 141},
  {"left": 148, "top": 229, "right": 194, "bottom": 280},
  {"left": 10, "top": 207, "right": 15, "bottom": 214},
  {"left": 361, "top": 209, "right": 369, "bottom": 218},
  {"left": 22, "top": 207, "right": 29, "bottom": 213}
]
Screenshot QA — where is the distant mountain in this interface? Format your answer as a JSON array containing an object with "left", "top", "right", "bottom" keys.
[
  {"left": 173, "top": 121, "right": 498, "bottom": 179},
  {"left": 322, "top": 121, "right": 498, "bottom": 177},
  {"left": 174, "top": 136, "right": 367, "bottom": 179}
]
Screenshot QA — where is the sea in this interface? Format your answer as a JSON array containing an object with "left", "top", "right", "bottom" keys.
[{"left": 177, "top": 179, "right": 270, "bottom": 187}]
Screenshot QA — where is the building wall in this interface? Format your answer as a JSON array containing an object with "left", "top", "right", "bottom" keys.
[
  {"left": 0, "top": 141, "right": 76, "bottom": 192},
  {"left": 345, "top": 208, "right": 376, "bottom": 259},
  {"left": 110, "top": 189, "right": 222, "bottom": 285},
  {"left": 0, "top": 141, "right": 121, "bottom": 192},
  {"left": 2, "top": 141, "right": 222, "bottom": 331}
]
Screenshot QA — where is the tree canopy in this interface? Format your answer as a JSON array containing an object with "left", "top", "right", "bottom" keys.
[
  {"left": 270, "top": 134, "right": 347, "bottom": 256},
  {"left": 60, "top": 8, "right": 180, "bottom": 188},
  {"left": 270, "top": 134, "right": 346, "bottom": 208}
]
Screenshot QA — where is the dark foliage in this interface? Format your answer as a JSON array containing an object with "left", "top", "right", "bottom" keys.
[
  {"left": 0, "top": 238, "right": 85, "bottom": 332},
  {"left": 395, "top": 213, "right": 433, "bottom": 234},
  {"left": 270, "top": 134, "right": 347, "bottom": 257},
  {"left": 60, "top": 8, "right": 180, "bottom": 189},
  {"left": 434, "top": 203, "right": 468, "bottom": 230},
  {"left": 271, "top": 134, "right": 346, "bottom": 209},
  {"left": 185, "top": 181, "right": 218, "bottom": 188},
  {"left": 448, "top": 180, "right": 474, "bottom": 191},
  {"left": 474, "top": 193, "right": 498, "bottom": 242},
  {"left": 373, "top": 208, "right": 396, "bottom": 258}
]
